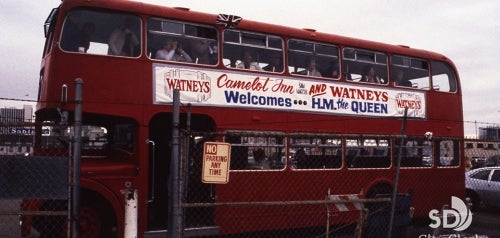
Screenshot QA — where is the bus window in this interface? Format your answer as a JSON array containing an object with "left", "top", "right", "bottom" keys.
[
  {"left": 147, "top": 18, "right": 218, "bottom": 65},
  {"left": 60, "top": 9, "right": 141, "bottom": 56},
  {"left": 432, "top": 61, "right": 457, "bottom": 92},
  {"left": 391, "top": 55, "right": 430, "bottom": 89},
  {"left": 343, "top": 48, "right": 388, "bottom": 84},
  {"left": 39, "top": 119, "right": 135, "bottom": 157},
  {"left": 438, "top": 140, "right": 459, "bottom": 167},
  {"left": 346, "top": 137, "right": 391, "bottom": 169},
  {"left": 290, "top": 136, "right": 342, "bottom": 169},
  {"left": 43, "top": 8, "right": 58, "bottom": 56},
  {"left": 397, "top": 137, "right": 433, "bottom": 167},
  {"left": 225, "top": 132, "right": 285, "bottom": 170},
  {"left": 223, "top": 30, "right": 283, "bottom": 72},
  {"left": 288, "top": 39, "right": 339, "bottom": 79}
]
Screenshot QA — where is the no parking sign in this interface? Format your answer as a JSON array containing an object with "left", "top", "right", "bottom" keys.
[{"left": 202, "top": 142, "right": 231, "bottom": 184}]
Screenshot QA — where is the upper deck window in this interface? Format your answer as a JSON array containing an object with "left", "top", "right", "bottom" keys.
[
  {"left": 391, "top": 55, "right": 430, "bottom": 89},
  {"left": 60, "top": 9, "right": 141, "bottom": 57},
  {"left": 223, "top": 30, "right": 284, "bottom": 73},
  {"left": 147, "top": 18, "right": 218, "bottom": 65},
  {"left": 343, "top": 48, "right": 388, "bottom": 84},
  {"left": 431, "top": 61, "right": 457, "bottom": 92},
  {"left": 288, "top": 39, "right": 339, "bottom": 79}
]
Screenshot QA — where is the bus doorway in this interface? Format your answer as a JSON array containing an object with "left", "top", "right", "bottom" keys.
[
  {"left": 147, "top": 113, "right": 217, "bottom": 232},
  {"left": 147, "top": 113, "right": 172, "bottom": 230}
]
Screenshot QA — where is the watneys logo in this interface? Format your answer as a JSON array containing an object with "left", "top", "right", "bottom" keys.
[{"left": 428, "top": 196, "right": 472, "bottom": 231}]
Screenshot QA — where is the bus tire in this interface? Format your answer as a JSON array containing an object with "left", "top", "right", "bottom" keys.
[
  {"left": 80, "top": 192, "right": 117, "bottom": 238},
  {"left": 366, "top": 183, "right": 393, "bottom": 198}
]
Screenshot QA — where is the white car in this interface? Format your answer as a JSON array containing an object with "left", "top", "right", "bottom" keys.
[{"left": 465, "top": 166, "right": 500, "bottom": 210}]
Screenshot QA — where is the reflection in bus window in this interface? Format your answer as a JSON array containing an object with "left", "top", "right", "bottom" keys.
[
  {"left": 223, "top": 30, "right": 283, "bottom": 72},
  {"left": 391, "top": 55, "right": 429, "bottom": 89},
  {"left": 438, "top": 140, "right": 459, "bottom": 166},
  {"left": 346, "top": 137, "right": 391, "bottom": 168},
  {"left": 60, "top": 9, "right": 141, "bottom": 56},
  {"left": 225, "top": 132, "right": 285, "bottom": 170},
  {"left": 288, "top": 39, "right": 339, "bottom": 79},
  {"left": 343, "top": 48, "right": 387, "bottom": 84},
  {"left": 40, "top": 120, "right": 135, "bottom": 156},
  {"left": 432, "top": 61, "right": 457, "bottom": 92},
  {"left": 397, "top": 137, "right": 433, "bottom": 167},
  {"left": 147, "top": 18, "right": 218, "bottom": 65},
  {"left": 290, "top": 136, "right": 342, "bottom": 169}
]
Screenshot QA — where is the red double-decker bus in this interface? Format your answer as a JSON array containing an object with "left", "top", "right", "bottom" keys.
[{"left": 27, "top": 0, "right": 464, "bottom": 237}]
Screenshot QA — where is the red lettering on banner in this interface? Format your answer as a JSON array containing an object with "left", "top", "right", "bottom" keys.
[
  {"left": 396, "top": 99, "right": 421, "bottom": 109},
  {"left": 165, "top": 78, "right": 210, "bottom": 93},
  {"left": 217, "top": 74, "right": 270, "bottom": 92},
  {"left": 309, "top": 84, "right": 327, "bottom": 97},
  {"left": 329, "top": 86, "right": 388, "bottom": 102}
]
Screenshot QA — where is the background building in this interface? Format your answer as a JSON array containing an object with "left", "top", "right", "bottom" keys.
[
  {"left": 478, "top": 126, "right": 500, "bottom": 140},
  {"left": 0, "top": 105, "right": 34, "bottom": 155}
]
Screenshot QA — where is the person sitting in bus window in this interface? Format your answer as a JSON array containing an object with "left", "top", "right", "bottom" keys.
[
  {"left": 190, "top": 38, "right": 217, "bottom": 65},
  {"left": 251, "top": 148, "right": 270, "bottom": 169},
  {"left": 299, "top": 57, "right": 322, "bottom": 77},
  {"left": 393, "top": 69, "right": 412, "bottom": 87},
  {"left": 80, "top": 22, "right": 96, "bottom": 53},
  {"left": 324, "top": 61, "right": 339, "bottom": 79},
  {"left": 236, "top": 50, "right": 262, "bottom": 70},
  {"left": 156, "top": 39, "right": 193, "bottom": 63},
  {"left": 108, "top": 18, "right": 140, "bottom": 57},
  {"left": 60, "top": 13, "right": 82, "bottom": 52},
  {"left": 360, "top": 65, "right": 381, "bottom": 83},
  {"left": 263, "top": 53, "right": 283, "bottom": 72}
]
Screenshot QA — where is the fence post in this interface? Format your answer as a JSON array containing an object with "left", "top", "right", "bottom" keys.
[
  {"left": 168, "top": 89, "right": 182, "bottom": 238},
  {"left": 388, "top": 107, "right": 408, "bottom": 238},
  {"left": 71, "top": 78, "right": 83, "bottom": 238}
]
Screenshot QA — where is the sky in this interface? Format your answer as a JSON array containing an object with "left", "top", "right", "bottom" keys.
[{"left": 0, "top": 0, "right": 498, "bottom": 137}]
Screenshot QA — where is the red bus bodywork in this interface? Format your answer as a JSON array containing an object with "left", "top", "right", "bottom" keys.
[{"left": 30, "top": 0, "right": 464, "bottom": 237}]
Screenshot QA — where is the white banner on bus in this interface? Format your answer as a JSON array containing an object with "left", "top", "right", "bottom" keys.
[{"left": 153, "top": 64, "right": 426, "bottom": 118}]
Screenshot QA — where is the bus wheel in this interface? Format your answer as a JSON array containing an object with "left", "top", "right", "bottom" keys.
[
  {"left": 79, "top": 206, "right": 102, "bottom": 238},
  {"left": 366, "top": 183, "right": 393, "bottom": 198},
  {"left": 79, "top": 193, "right": 117, "bottom": 238}
]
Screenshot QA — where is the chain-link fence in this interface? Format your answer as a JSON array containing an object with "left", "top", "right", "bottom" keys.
[
  {"left": 2, "top": 120, "right": 499, "bottom": 237},
  {"left": 0, "top": 122, "right": 70, "bottom": 238},
  {"left": 175, "top": 130, "right": 463, "bottom": 237}
]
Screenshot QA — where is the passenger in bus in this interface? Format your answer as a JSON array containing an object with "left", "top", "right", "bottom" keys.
[
  {"left": 236, "top": 50, "right": 262, "bottom": 70},
  {"left": 156, "top": 39, "right": 193, "bottom": 63},
  {"left": 61, "top": 15, "right": 94, "bottom": 53},
  {"left": 80, "top": 22, "right": 96, "bottom": 53},
  {"left": 252, "top": 148, "right": 270, "bottom": 169},
  {"left": 108, "top": 18, "right": 140, "bottom": 56},
  {"left": 299, "top": 57, "right": 322, "bottom": 77},
  {"left": 324, "top": 62, "right": 339, "bottom": 78},
  {"left": 393, "top": 69, "right": 412, "bottom": 87},
  {"left": 263, "top": 53, "right": 283, "bottom": 72},
  {"left": 190, "top": 39, "right": 216, "bottom": 65},
  {"left": 60, "top": 13, "right": 82, "bottom": 52},
  {"left": 360, "top": 65, "right": 380, "bottom": 83}
]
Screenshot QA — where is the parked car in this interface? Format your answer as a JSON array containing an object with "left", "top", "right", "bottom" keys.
[
  {"left": 470, "top": 156, "right": 487, "bottom": 169},
  {"left": 485, "top": 155, "right": 500, "bottom": 167},
  {"left": 465, "top": 166, "right": 500, "bottom": 210}
]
